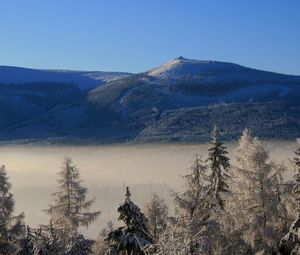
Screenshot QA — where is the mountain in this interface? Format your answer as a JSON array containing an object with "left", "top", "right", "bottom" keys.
[
  {"left": 0, "top": 58, "right": 299, "bottom": 144},
  {"left": 0, "top": 66, "right": 131, "bottom": 91}
]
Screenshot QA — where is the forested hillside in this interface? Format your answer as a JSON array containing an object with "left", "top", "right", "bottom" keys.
[{"left": 0, "top": 58, "right": 299, "bottom": 144}]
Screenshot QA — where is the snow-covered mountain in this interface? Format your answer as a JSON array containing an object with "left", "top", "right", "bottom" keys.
[
  {"left": 147, "top": 56, "right": 298, "bottom": 82},
  {"left": 0, "top": 58, "right": 299, "bottom": 144},
  {"left": 148, "top": 57, "right": 241, "bottom": 78},
  {"left": 0, "top": 66, "right": 131, "bottom": 91}
]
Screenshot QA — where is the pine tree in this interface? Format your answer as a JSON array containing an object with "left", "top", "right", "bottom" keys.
[
  {"left": 279, "top": 138, "right": 300, "bottom": 255},
  {"left": 206, "top": 126, "right": 230, "bottom": 209},
  {"left": 0, "top": 165, "right": 25, "bottom": 255},
  {"left": 144, "top": 194, "right": 168, "bottom": 241},
  {"left": 104, "top": 187, "right": 153, "bottom": 255},
  {"left": 227, "top": 129, "right": 288, "bottom": 254},
  {"left": 45, "top": 157, "right": 100, "bottom": 246}
]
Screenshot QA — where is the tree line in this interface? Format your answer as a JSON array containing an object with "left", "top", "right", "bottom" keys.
[{"left": 1, "top": 128, "right": 300, "bottom": 254}]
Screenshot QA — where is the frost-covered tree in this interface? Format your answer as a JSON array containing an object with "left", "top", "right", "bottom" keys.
[
  {"left": 104, "top": 187, "right": 153, "bottom": 255},
  {"left": 18, "top": 225, "right": 93, "bottom": 255},
  {"left": 65, "top": 234, "right": 94, "bottom": 255},
  {"left": 292, "top": 138, "right": 300, "bottom": 210},
  {"left": 206, "top": 126, "right": 230, "bottom": 209},
  {"left": 172, "top": 155, "right": 213, "bottom": 254},
  {"left": 279, "top": 138, "right": 300, "bottom": 255},
  {"left": 0, "top": 165, "right": 25, "bottom": 255},
  {"left": 144, "top": 219, "right": 194, "bottom": 255},
  {"left": 227, "top": 129, "right": 288, "bottom": 254},
  {"left": 29, "top": 226, "right": 64, "bottom": 255},
  {"left": 92, "top": 221, "right": 114, "bottom": 255},
  {"left": 144, "top": 194, "right": 168, "bottom": 241},
  {"left": 45, "top": 157, "right": 100, "bottom": 246}
]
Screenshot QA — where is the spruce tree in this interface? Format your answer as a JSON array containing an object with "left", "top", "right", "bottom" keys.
[
  {"left": 104, "top": 187, "right": 152, "bottom": 255},
  {"left": 45, "top": 157, "right": 100, "bottom": 246},
  {"left": 206, "top": 126, "right": 230, "bottom": 209},
  {"left": 0, "top": 165, "right": 25, "bottom": 255}
]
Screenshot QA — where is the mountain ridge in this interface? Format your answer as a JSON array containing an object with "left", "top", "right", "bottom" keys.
[
  {"left": 0, "top": 57, "right": 299, "bottom": 144},
  {"left": 0, "top": 65, "right": 132, "bottom": 91}
]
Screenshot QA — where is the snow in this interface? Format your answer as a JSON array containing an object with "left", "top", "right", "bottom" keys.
[
  {"left": 0, "top": 66, "right": 132, "bottom": 91},
  {"left": 147, "top": 57, "right": 241, "bottom": 78}
]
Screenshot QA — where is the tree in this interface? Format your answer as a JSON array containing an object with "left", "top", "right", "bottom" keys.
[
  {"left": 0, "top": 165, "right": 25, "bottom": 255},
  {"left": 92, "top": 221, "right": 114, "bottom": 255},
  {"left": 279, "top": 138, "right": 300, "bottom": 255},
  {"left": 145, "top": 219, "right": 194, "bottom": 255},
  {"left": 206, "top": 126, "right": 230, "bottom": 209},
  {"left": 45, "top": 157, "right": 100, "bottom": 246},
  {"left": 227, "top": 129, "right": 288, "bottom": 254},
  {"left": 172, "top": 155, "right": 212, "bottom": 254},
  {"left": 292, "top": 138, "right": 300, "bottom": 211},
  {"left": 104, "top": 187, "right": 153, "bottom": 255},
  {"left": 144, "top": 194, "right": 168, "bottom": 241}
]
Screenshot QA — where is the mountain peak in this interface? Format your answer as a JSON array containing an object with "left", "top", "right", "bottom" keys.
[
  {"left": 147, "top": 57, "right": 220, "bottom": 78},
  {"left": 175, "top": 56, "right": 187, "bottom": 61}
]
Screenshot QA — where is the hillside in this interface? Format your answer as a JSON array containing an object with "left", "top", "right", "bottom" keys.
[
  {"left": 0, "top": 58, "right": 299, "bottom": 144},
  {"left": 0, "top": 66, "right": 131, "bottom": 91}
]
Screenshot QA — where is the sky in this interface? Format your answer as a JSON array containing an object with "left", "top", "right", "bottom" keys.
[{"left": 0, "top": 0, "right": 299, "bottom": 74}]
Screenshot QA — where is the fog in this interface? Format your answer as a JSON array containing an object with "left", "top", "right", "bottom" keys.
[{"left": 0, "top": 141, "right": 296, "bottom": 238}]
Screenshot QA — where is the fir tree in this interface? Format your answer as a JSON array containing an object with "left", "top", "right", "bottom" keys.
[
  {"left": 144, "top": 193, "right": 168, "bottom": 241},
  {"left": 0, "top": 165, "right": 25, "bottom": 255},
  {"left": 45, "top": 157, "right": 100, "bottom": 246},
  {"left": 104, "top": 187, "right": 153, "bottom": 255},
  {"left": 206, "top": 126, "right": 230, "bottom": 209}
]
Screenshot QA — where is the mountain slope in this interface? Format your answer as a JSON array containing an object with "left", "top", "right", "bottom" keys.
[
  {"left": 0, "top": 58, "right": 299, "bottom": 144},
  {"left": 0, "top": 66, "right": 131, "bottom": 91},
  {"left": 87, "top": 57, "right": 300, "bottom": 142}
]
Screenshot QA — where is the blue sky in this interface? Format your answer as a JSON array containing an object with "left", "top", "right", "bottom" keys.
[{"left": 0, "top": 0, "right": 299, "bottom": 74}]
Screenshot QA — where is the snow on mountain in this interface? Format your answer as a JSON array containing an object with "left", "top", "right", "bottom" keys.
[
  {"left": 0, "top": 58, "right": 299, "bottom": 144},
  {"left": 148, "top": 56, "right": 242, "bottom": 78},
  {"left": 146, "top": 57, "right": 298, "bottom": 85},
  {"left": 0, "top": 66, "right": 132, "bottom": 91},
  {"left": 87, "top": 57, "right": 300, "bottom": 143}
]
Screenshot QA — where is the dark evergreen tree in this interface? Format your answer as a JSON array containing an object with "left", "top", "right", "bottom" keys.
[
  {"left": 104, "top": 187, "right": 153, "bottom": 255},
  {"left": 206, "top": 126, "right": 230, "bottom": 209}
]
